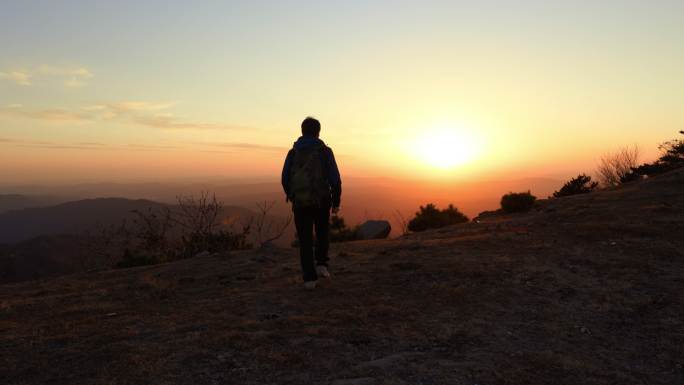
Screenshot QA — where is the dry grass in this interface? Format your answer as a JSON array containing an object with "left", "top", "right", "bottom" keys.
[{"left": 1, "top": 169, "right": 684, "bottom": 384}]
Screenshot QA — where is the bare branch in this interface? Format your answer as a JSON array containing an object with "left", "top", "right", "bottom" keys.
[{"left": 596, "top": 145, "right": 640, "bottom": 187}]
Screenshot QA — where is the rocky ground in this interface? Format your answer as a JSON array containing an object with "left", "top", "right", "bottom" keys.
[{"left": 1, "top": 169, "right": 683, "bottom": 385}]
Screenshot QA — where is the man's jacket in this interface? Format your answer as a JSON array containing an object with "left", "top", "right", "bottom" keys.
[{"left": 281, "top": 135, "right": 342, "bottom": 208}]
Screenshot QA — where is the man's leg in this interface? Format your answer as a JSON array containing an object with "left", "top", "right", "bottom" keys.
[
  {"left": 314, "top": 206, "right": 331, "bottom": 267},
  {"left": 294, "top": 207, "right": 317, "bottom": 282}
]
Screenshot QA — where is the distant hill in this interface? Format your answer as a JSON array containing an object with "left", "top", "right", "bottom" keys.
[
  {"left": 1, "top": 168, "right": 682, "bottom": 384},
  {"left": 0, "top": 197, "right": 254, "bottom": 244},
  {"left": 0, "top": 194, "right": 71, "bottom": 214},
  {"left": 2, "top": 177, "right": 564, "bottom": 235},
  {"left": 0, "top": 198, "right": 170, "bottom": 244},
  {"left": 0, "top": 198, "right": 255, "bottom": 283}
]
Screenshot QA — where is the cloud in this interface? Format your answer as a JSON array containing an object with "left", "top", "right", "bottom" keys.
[
  {"left": 83, "top": 101, "right": 177, "bottom": 121},
  {"left": 206, "top": 142, "right": 287, "bottom": 152},
  {"left": 1, "top": 100, "right": 250, "bottom": 131},
  {"left": 38, "top": 65, "right": 94, "bottom": 87},
  {"left": 6, "top": 104, "right": 22, "bottom": 108},
  {"left": 134, "top": 115, "right": 248, "bottom": 130},
  {"left": 126, "top": 143, "right": 182, "bottom": 150},
  {"left": 0, "top": 71, "right": 31, "bottom": 86},
  {"left": 17, "top": 144, "right": 104, "bottom": 150},
  {"left": 0, "top": 137, "right": 96, "bottom": 150},
  {"left": 83, "top": 101, "right": 244, "bottom": 130},
  {"left": 0, "top": 107, "right": 90, "bottom": 122},
  {"left": 108, "top": 101, "right": 175, "bottom": 112},
  {"left": 0, "top": 65, "right": 93, "bottom": 87},
  {"left": 1, "top": 138, "right": 182, "bottom": 152},
  {"left": 38, "top": 65, "right": 93, "bottom": 78}
]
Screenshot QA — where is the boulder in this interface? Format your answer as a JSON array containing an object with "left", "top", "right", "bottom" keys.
[{"left": 356, "top": 220, "right": 391, "bottom": 240}]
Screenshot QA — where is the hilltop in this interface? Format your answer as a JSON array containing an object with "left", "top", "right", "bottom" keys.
[{"left": 0, "top": 169, "right": 682, "bottom": 385}]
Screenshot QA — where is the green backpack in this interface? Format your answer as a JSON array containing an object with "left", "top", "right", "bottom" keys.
[{"left": 289, "top": 144, "right": 330, "bottom": 208}]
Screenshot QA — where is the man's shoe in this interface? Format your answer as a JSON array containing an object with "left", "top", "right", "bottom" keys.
[
  {"left": 316, "top": 265, "right": 331, "bottom": 278},
  {"left": 304, "top": 281, "right": 317, "bottom": 290}
]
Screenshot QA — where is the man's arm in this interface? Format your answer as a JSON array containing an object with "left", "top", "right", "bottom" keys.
[
  {"left": 281, "top": 149, "right": 295, "bottom": 200},
  {"left": 326, "top": 147, "right": 342, "bottom": 208}
]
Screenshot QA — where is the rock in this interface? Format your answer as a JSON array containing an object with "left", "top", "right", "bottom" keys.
[
  {"left": 356, "top": 220, "right": 391, "bottom": 240},
  {"left": 194, "top": 251, "right": 211, "bottom": 258},
  {"left": 473, "top": 209, "right": 502, "bottom": 222}
]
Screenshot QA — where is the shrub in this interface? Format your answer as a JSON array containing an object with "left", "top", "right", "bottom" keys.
[
  {"left": 252, "top": 201, "right": 293, "bottom": 248},
  {"left": 116, "top": 249, "right": 162, "bottom": 268},
  {"left": 596, "top": 145, "right": 640, "bottom": 187},
  {"left": 180, "top": 230, "right": 251, "bottom": 257},
  {"left": 622, "top": 131, "right": 684, "bottom": 181},
  {"left": 329, "top": 215, "right": 358, "bottom": 242},
  {"left": 90, "top": 192, "right": 253, "bottom": 269},
  {"left": 500, "top": 191, "right": 536, "bottom": 213},
  {"left": 553, "top": 174, "right": 599, "bottom": 198},
  {"left": 407, "top": 203, "right": 469, "bottom": 232}
]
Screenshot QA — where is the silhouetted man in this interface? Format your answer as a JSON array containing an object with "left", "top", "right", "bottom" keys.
[{"left": 282, "top": 117, "right": 341, "bottom": 289}]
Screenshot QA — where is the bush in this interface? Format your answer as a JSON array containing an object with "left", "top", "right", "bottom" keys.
[
  {"left": 553, "top": 174, "right": 599, "bottom": 198},
  {"left": 500, "top": 191, "right": 536, "bottom": 213},
  {"left": 407, "top": 204, "right": 469, "bottom": 232},
  {"left": 622, "top": 131, "right": 684, "bottom": 181},
  {"left": 180, "top": 230, "right": 251, "bottom": 257},
  {"left": 596, "top": 145, "right": 640, "bottom": 187},
  {"left": 90, "top": 192, "right": 253, "bottom": 269},
  {"left": 329, "top": 215, "right": 358, "bottom": 243},
  {"left": 116, "top": 249, "right": 162, "bottom": 268}
]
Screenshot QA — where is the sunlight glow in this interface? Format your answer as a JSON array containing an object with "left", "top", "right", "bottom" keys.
[{"left": 415, "top": 128, "right": 481, "bottom": 169}]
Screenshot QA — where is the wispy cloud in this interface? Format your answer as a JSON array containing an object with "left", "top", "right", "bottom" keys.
[
  {"left": 83, "top": 101, "right": 249, "bottom": 130},
  {"left": 1, "top": 100, "right": 250, "bottom": 131},
  {"left": 0, "top": 64, "right": 93, "bottom": 87},
  {"left": 1, "top": 137, "right": 184, "bottom": 152},
  {"left": 134, "top": 115, "right": 249, "bottom": 131},
  {"left": 0, "top": 107, "right": 91, "bottom": 122},
  {"left": 39, "top": 65, "right": 94, "bottom": 87},
  {"left": 126, "top": 143, "right": 182, "bottom": 150},
  {"left": 0, "top": 70, "right": 31, "bottom": 86},
  {"left": 84, "top": 101, "right": 176, "bottom": 114},
  {"left": 205, "top": 142, "right": 287, "bottom": 152}
]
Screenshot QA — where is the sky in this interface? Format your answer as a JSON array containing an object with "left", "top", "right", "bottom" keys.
[{"left": 1, "top": 0, "right": 683, "bottom": 184}]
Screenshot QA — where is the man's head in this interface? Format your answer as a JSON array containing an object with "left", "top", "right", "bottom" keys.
[{"left": 301, "top": 117, "right": 321, "bottom": 137}]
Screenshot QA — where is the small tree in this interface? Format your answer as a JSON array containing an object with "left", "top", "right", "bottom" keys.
[
  {"left": 253, "top": 201, "right": 292, "bottom": 248},
  {"left": 553, "top": 174, "right": 599, "bottom": 198},
  {"left": 407, "top": 203, "right": 468, "bottom": 232},
  {"left": 623, "top": 131, "right": 684, "bottom": 180},
  {"left": 500, "top": 191, "right": 536, "bottom": 213},
  {"left": 87, "top": 191, "right": 252, "bottom": 268},
  {"left": 596, "top": 145, "right": 640, "bottom": 187}
]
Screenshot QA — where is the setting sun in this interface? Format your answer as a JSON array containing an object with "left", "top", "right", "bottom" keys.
[{"left": 415, "top": 128, "right": 481, "bottom": 169}]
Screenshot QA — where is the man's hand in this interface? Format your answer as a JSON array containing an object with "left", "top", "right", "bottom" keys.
[{"left": 332, "top": 206, "right": 340, "bottom": 214}]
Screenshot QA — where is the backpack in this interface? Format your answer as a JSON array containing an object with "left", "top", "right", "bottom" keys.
[{"left": 288, "top": 144, "right": 330, "bottom": 208}]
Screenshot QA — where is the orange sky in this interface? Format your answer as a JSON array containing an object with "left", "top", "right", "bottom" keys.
[{"left": 1, "top": 2, "right": 682, "bottom": 185}]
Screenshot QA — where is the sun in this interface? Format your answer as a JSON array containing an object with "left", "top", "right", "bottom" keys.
[{"left": 415, "top": 128, "right": 481, "bottom": 169}]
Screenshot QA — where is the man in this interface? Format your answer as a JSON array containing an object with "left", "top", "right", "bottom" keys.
[{"left": 282, "top": 117, "right": 342, "bottom": 290}]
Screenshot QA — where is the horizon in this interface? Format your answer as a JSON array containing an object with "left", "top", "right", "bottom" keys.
[{"left": 2, "top": 1, "right": 683, "bottom": 185}]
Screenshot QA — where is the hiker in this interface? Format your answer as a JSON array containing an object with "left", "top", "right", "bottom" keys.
[{"left": 282, "top": 117, "right": 342, "bottom": 289}]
